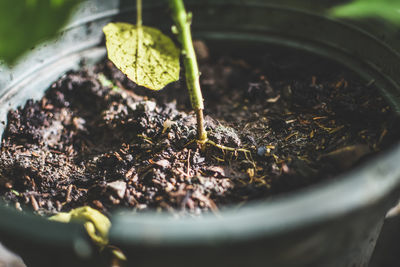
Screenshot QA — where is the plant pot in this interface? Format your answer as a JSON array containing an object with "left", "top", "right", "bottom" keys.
[{"left": 1, "top": 0, "right": 400, "bottom": 266}]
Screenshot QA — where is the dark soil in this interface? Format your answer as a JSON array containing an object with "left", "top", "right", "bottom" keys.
[{"left": 1, "top": 43, "right": 400, "bottom": 217}]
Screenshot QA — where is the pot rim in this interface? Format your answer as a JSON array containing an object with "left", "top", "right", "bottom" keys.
[{"left": 0, "top": 1, "right": 400, "bottom": 247}]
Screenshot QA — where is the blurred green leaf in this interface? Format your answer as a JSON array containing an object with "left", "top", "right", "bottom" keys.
[
  {"left": 0, "top": 0, "right": 81, "bottom": 65},
  {"left": 331, "top": 0, "right": 400, "bottom": 25}
]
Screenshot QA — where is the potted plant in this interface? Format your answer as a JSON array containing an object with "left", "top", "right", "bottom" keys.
[{"left": 1, "top": 0, "right": 400, "bottom": 266}]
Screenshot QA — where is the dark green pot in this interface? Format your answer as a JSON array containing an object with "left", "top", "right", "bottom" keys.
[{"left": 1, "top": 1, "right": 400, "bottom": 266}]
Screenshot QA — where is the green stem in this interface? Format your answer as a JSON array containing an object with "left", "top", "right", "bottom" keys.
[
  {"left": 136, "top": 0, "right": 142, "bottom": 27},
  {"left": 169, "top": 0, "right": 207, "bottom": 141}
]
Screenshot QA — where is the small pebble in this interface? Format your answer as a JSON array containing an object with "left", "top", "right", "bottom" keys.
[{"left": 257, "top": 146, "right": 267, "bottom": 156}]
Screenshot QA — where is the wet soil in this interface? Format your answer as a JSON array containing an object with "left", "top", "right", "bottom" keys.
[{"left": 1, "top": 43, "right": 400, "bottom": 217}]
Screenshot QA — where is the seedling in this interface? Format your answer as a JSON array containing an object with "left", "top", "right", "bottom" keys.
[
  {"left": 50, "top": 206, "right": 126, "bottom": 261},
  {"left": 103, "top": 0, "right": 207, "bottom": 141}
]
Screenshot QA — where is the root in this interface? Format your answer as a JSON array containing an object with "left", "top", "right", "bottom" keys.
[
  {"left": 185, "top": 137, "right": 269, "bottom": 187},
  {"left": 185, "top": 138, "right": 251, "bottom": 158},
  {"left": 202, "top": 139, "right": 251, "bottom": 156}
]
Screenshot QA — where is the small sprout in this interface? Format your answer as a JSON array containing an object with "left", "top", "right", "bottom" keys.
[
  {"left": 97, "top": 73, "right": 113, "bottom": 88},
  {"left": 50, "top": 206, "right": 111, "bottom": 248},
  {"left": 50, "top": 206, "right": 127, "bottom": 261},
  {"left": 97, "top": 73, "right": 120, "bottom": 91}
]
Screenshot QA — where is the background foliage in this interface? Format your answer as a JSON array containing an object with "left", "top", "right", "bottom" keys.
[
  {"left": 0, "top": 0, "right": 81, "bottom": 65},
  {"left": 1, "top": 0, "right": 400, "bottom": 65},
  {"left": 331, "top": 0, "right": 400, "bottom": 25}
]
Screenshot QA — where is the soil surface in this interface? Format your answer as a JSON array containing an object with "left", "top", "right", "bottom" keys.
[{"left": 1, "top": 43, "right": 400, "bottom": 217}]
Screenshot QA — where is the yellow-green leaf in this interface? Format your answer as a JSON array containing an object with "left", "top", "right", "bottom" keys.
[{"left": 103, "top": 22, "right": 180, "bottom": 90}]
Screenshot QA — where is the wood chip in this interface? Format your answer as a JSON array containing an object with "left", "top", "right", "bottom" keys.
[
  {"left": 30, "top": 195, "right": 39, "bottom": 211},
  {"left": 154, "top": 159, "right": 171, "bottom": 169},
  {"left": 107, "top": 180, "right": 127, "bottom": 199}
]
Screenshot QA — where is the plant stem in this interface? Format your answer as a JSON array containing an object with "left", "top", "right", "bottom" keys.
[
  {"left": 136, "top": 0, "right": 142, "bottom": 27},
  {"left": 136, "top": 0, "right": 143, "bottom": 81},
  {"left": 169, "top": 0, "right": 207, "bottom": 141}
]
